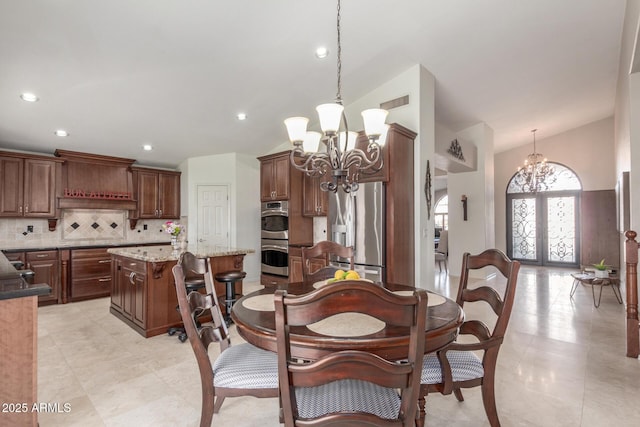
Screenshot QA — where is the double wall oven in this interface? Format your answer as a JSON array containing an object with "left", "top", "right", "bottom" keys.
[{"left": 261, "top": 201, "right": 289, "bottom": 277}]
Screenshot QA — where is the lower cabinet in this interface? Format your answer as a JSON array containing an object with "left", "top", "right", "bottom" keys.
[
  {"left": 69, "top": 248, "right": 112, "bottom": 302},
  {"left": 26, "top": 250, "right": 59, "bottom": 306},
  {"left": 110, "top": 256, "right": 148, "bottom": 334}
]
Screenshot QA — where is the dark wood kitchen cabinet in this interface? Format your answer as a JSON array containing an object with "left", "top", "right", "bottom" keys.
[
  {"left": 131, "top": 167, "right": 181, "bottom": 219},
  {"left": 0, "top": 154, "right": 61, "bottom": 218},
  {"left": 69, "top": 248, "right": 112, "bottom": 302},
  {"left": 303, "top": 174, "right": 328, "bottom": 217},
  {"left": 259, "top": 152, "right": 291, "bottom": 201},
  {"left": 110, "top": 256, "right": 147, "bottom": 331},
  {"left": 25, "top": 250, "right": 59, "bottom": 305}
]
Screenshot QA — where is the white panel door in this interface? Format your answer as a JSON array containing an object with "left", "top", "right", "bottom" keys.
[{"left": 197, "top": 185, "right": 229, "bottom": 246}]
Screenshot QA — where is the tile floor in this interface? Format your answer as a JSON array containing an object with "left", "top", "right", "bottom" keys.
[{"left": 34, "top": 266, "right": 640, "bottom": 426}]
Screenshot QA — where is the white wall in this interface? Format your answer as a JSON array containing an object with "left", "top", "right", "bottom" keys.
[
  {"left": 448, "top": 123, "right": 495, "bottom": 277},
  {"left": 344, "top": 64, "right": 436, "bottom": 288},
  {"left": 494, "top": 117, "right": 616, "bottom": 253},
  {"left": 234, "top": 153, "right": 261, "bottom": 281},
  {"left": 180, "top": 153, "right": 261, "bottom": 281}
]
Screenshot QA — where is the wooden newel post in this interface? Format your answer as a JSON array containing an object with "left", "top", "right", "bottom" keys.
[{"left": 624, "top": 230, "right": 640, "bottom": 358}]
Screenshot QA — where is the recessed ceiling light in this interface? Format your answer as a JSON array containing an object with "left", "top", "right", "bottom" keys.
[
  {"left": 315, "top": 47, "right": 329, "bottom": 59},
  {"left": 142, "top": 144, "right": 153, "bottom": 151},
  {"left": 237, "top": 113, "right": 247, "bottom": 120},
  {"left": 54, "top": 130, "right": 69, "bottom": 137},
  {"left": 20, "top": 93, "right": 39, "bottom": 102}
]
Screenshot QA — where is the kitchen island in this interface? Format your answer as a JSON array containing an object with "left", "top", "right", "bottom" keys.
[{"left": 107, "top": 245, "right": 254, "bottom": 338}]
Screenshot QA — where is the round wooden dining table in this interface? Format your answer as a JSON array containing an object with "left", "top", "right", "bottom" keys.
[{"left": 231, "top": 281, "right": 464, "bottom": 361}]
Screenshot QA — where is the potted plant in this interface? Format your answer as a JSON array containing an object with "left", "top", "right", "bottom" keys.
[{"left": 592, "top": 259, "right": 609, "bottom": 278}]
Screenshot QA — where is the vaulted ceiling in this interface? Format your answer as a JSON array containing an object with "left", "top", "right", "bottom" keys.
[{"left": 0, "top": 1, "right": 627, "bottom": 168}]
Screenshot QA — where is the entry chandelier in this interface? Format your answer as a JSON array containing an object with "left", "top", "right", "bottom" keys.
[
  {"left": 284, "top": 0, "right": 388, "bottom": 193},
  {"left": 514, "top": 129, "right": 556, "bottom": 193}
]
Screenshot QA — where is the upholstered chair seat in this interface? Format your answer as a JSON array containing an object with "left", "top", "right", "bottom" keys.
[
  {"left": 212, "top": 343, "right": 278, "bottom": 389},
  {"left": 294, "top": 379, "right": 402, "bottom": 420},
  {"left": 421, "top": 351, "right": 484, "bottom": 384}
]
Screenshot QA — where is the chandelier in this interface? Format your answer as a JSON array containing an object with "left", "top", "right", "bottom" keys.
[
  {"left": 284, "top": 0, "right": 388, "bottom": 193},
  {"left": 514, "top": 129, "right": 556, "bottom": 193}
]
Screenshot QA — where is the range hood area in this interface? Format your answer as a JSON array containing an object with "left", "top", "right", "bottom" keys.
[{"left": 55, "top": 150, "right": 138, "bottom": 211}]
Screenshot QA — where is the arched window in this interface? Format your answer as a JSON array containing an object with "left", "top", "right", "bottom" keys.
[
  {"left": 507, "top": 162, "right": 581, "bottom": 194},
  {"left": 434, "top": 195, "right": 448, "bottom": 238},
  {"left": 506, "top": 162, "right": 582, "bottom": 266}
]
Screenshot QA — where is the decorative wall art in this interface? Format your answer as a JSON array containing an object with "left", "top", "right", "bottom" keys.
[
  {"left": 461, "top": 195, "right": 468, "bottom": 221},
  {"left": 447, "top": 139, "right": 465, "bottom": 162},
  {"left": 425, "top": 160, "right": 432, "bottom": 220}
]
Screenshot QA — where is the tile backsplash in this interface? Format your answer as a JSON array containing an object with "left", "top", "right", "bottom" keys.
[{"left": 0, "top": 209, "right": 185, "bottom": 250}]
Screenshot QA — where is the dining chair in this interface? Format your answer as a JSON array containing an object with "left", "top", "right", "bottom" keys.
[
  {"left": 172, "top": 253, "right": 279, "bottom": 427},
  {"left": 301, "top": 240, "right": 354, "bottom": 285},
  {"left": 435, "top": 230, "right": 448, "bottom": 272},
  {"left": 417, "top": 248, "right": 520, "bottom": 427},
  {"left": 274, "top": 280, "right": 428, "bottom": 426}
]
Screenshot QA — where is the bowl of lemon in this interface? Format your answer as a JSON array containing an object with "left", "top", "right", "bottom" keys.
[{"left": 326, "top": 269, "right": 371, "bottom": 284}]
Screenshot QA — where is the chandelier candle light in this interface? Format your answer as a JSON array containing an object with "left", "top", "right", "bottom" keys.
[
  {"left": 514, "top": 129, "right": 556, "bottom": 193},
  {"left": 284, "top": 0, "right": 388, "bottom": 193}
]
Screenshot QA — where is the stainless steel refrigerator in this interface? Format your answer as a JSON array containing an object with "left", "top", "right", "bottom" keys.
[{"left": 327, "top": 181, "right": 385, "bottom": 283}]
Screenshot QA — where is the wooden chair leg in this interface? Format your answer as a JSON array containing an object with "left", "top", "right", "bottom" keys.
[
  {"left": 416, "top": 394, "right": 426, "bottom": 427},
  {"left": 201, "top": 396, "right": 214, "bottom": 427},
  {"left": 213, "top": 396, "right": 225, "bottom": 414},
  {"left": 481, "top": 377, "right": 500, "bottom": 427},
  {"left": 453, "top": 388, "right": 464, "bottom": 401}
]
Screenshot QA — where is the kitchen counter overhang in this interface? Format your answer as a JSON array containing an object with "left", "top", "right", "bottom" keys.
[
  {"left": 0, "top": 252, "right": 50, "bottom": 300},
  {"left": 106, "top": 244, "right": 255, "bottom": 261}
]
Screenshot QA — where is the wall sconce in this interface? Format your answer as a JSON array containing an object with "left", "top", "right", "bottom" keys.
[{"left": 461, "top": 195, "right": 468, "bottom": 221}]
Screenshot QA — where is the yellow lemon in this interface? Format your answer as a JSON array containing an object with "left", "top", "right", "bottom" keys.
[
  {"left": 345, "top": 270, "right": 360, "bottom": 280},
  {"left": 334, "top": 269, "right": 345, "bottom": 280}
]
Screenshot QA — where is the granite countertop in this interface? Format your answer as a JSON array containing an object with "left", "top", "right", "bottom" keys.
[
  {"left": 0, "top": 253, "right": 51, "bottom": 300},
  {"left": 107, "top": 244, "right": 255, "bottom": 262},
  {"left": 2, "top": 241, "right": 170, "bottom": 252}
]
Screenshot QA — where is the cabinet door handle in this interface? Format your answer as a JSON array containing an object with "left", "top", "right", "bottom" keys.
[
  {"left": 19, "top": 206, "right": 22, "bottom": 213},
  {"left": 98, "top": 277, "right": 111, "bottom": 282},
  {"left": 155, "top": 209, "right": 159, "bottom": 216},
  {"left": 98, "top": 259, "right": 111, "bottom": 264},
  {"left": 24, "top": 205, "right": 29, "bottom": 213},
  {"left": 159, "top": 209, "right": 163, "bottom": 216},
  {"left": 129, "top": 271, "right": 136, "bottom": 285},
  {"left": 36, "top": 254, "right": 47, "bottom": 258}
]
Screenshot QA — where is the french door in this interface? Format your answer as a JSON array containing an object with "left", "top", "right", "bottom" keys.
[{"left": 507, "top": 191, "right": 580, "bottom": 267}]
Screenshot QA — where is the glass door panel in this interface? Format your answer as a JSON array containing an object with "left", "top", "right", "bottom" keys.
[
  {"left": 545, "top": 196, "right": 577, "bottom": 264},
  {"left": 511, "top": 197, "right": 537, "bottom": 261}
]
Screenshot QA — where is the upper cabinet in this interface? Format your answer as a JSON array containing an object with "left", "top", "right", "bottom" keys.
[
  {"left": 131, "top": 167, "right": 181, "bottom": 219},
  {"left": 260, "top": 153, "right": 291, "bottom": 201},
  {"left": 0, "top": 153, "right": 61, "bottom": 218},
  {"left": 303, "top": 174, "right": 328, "bottom": 217}
]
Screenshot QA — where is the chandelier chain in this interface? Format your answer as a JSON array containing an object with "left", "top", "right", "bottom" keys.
[
  {"left": 284, "top": 0, "right": 386, "bottom": 193},
  {"left": 514, "top": 128, "right": 556, "bottom": 193},
  {"left": 336, "top": 0, "right": 342, "bottom": 104}
]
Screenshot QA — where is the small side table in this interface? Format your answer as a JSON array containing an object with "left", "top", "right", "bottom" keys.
[{"left": 570, "top": 272, "right": 623, "bottom": 308}]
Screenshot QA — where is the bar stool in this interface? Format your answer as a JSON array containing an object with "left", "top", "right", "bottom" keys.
[
  {"left": 168, "top": 276, "right": 206, "bottom": 342},
  {"left": 214, "top": 270, "right": 246, "bottom": 325}
]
